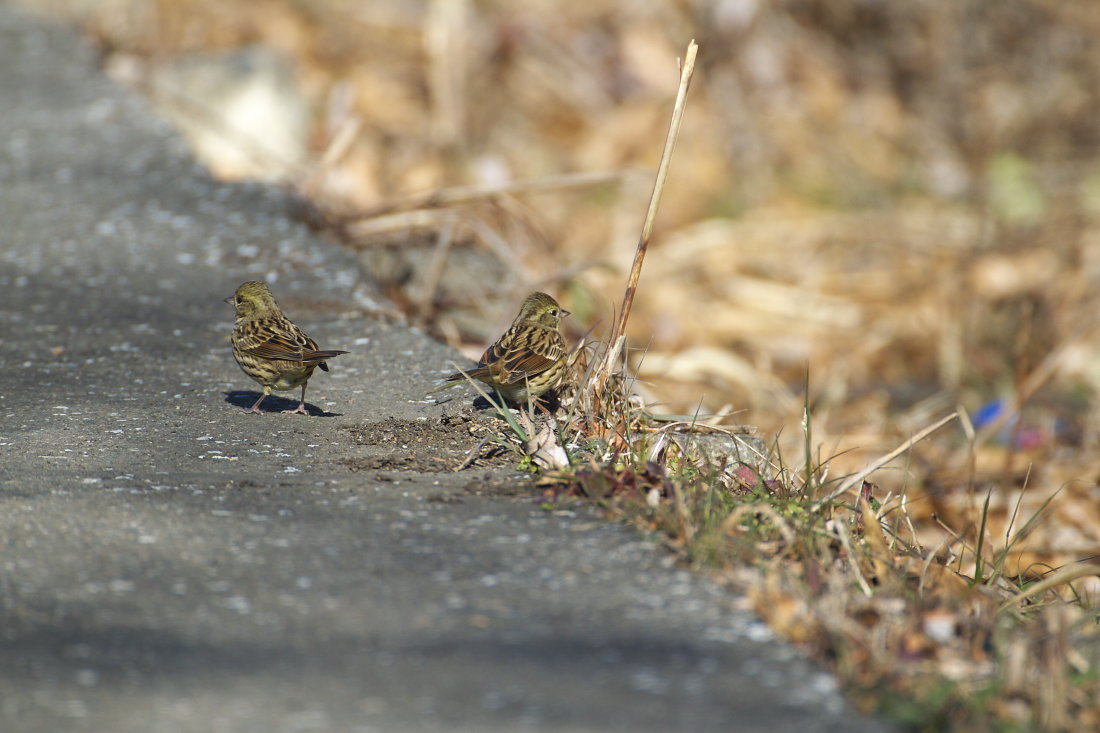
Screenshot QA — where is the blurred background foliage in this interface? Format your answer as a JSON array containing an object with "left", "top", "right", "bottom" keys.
[{"left": 19, "top": 0, "right": 1100, "bottom": 575}]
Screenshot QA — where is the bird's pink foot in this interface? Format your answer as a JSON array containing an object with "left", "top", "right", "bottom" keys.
[
  {"left": 243, "top": 394, "right": 268, "bottom": 414},
  {"left": 282, "top": 403, "right": 310, "bottom": 415}
]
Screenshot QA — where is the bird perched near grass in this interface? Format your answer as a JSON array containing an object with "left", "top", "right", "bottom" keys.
[
  {"left": 438, "top": 291, "right": 570, "bottom": 406},
  {"left": 226, "top": 280, "right": 348, "bottom": 415}
]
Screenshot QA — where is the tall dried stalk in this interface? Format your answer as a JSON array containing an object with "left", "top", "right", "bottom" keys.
[{"left": 596, "top": 40, "right": 698, "bottom": 384}]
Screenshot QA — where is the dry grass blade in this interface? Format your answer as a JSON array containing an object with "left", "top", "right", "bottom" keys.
[
  {"left": 810, "top": 411, "right": 959, "bottom": 512},
  {"left": 859, "top": 493, "right": 895, "bottom": 580},
  {"left": 832, "top": 518, "right": 874, "bottom": 597},
  {"left": 343, "top": 209, "right": 454, "bottom": 239},
  {"left": 918, "top": 535, "right": 956, "bottom": 598},
  {"left": 996, "top": 564, "right": 1100, "bottom": 613},
  {"left": 341, "top": 170, "right": 638, "bottom": 220},
  {"left": 454, "top": 435, "right": 492, "bottom": 471}
]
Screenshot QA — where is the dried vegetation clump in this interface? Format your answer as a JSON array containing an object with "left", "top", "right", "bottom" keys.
[{"left": 22, "top": 0, "right": 1100, "bottom": 728}]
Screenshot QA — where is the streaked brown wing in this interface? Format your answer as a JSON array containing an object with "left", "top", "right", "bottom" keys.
[
  {"left": 500, "top": 349, "right": 558, "bottom": 380},
  {"left": 236, "top": 317, "right": 321, "bottom": 362},
  {"left": 250, "top": 346, "right": 347, "bottom": 361},
  {"left": 487, "top": 327, "right": 564, "bottom": 386}
]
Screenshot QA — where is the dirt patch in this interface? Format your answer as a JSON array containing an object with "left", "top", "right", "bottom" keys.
[{"left": 341, "top": 414, "right": 519, "bottom": 472}]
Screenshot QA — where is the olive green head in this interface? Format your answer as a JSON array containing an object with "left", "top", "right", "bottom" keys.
[
  {"left": 515, "top": 291, "right": 569, "bottom": 329},
  {"left": 225, "top": 280, "right": 280, "bottom": 319}
]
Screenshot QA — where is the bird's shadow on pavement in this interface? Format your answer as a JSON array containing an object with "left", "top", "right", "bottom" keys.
[
  {"left": 472, "top": 394, "right": 498, "bottom": 411},
  {"left": 470, "top": 392, "right": 562, "bottom": 413},
  {"left": 432, "top": 392, "right": 499, "bottom": 411},
  {"left": 223, "top": 391, "right": 342, "bottom": 417}
]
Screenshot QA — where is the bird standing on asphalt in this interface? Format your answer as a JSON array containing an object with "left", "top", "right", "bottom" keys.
[
  {"left": 226, "top": 280, "right": 348, "bottom": 414},
  {"left": 439, "top": 291, "right": 570, "bottom": 406}
]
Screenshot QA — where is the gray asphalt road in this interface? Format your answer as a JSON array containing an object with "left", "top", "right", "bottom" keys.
[{"left": 0, "top": 6, "right": 893, "bottom": 732}]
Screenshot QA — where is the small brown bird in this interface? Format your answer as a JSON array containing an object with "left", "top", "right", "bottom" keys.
[
  {"left": 440, "top": 291, "right": 570, "bottom": 406},
  {"left": 226, "top": 280, "right": 348, "bottom": 415}
]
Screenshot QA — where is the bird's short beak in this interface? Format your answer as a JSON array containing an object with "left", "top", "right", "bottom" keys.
[
  {"left": 562, "top": 309, "right": 571, "bottom": 318},
  {"left": 224, "top": 296, "right": 234, "bottom": 305}
]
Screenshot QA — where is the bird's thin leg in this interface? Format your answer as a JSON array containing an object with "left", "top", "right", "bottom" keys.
[
  {"left": 283, "top": 384, "right": 310, "bottom": 415},
  {"left": 243, "top": 390, "right": 269, "bottom": 414},
  {"left": 524, "top": 377, "right": 553, "bottom": 419}
]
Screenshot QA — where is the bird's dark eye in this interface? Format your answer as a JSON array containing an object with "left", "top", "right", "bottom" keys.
[{"left": 549, "top": 308, "right": 559, "bottom": 316}]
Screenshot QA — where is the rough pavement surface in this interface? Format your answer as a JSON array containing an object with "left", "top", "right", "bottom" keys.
[{"left": 0, "top": 7, "right": 894, "bottom": 733}]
